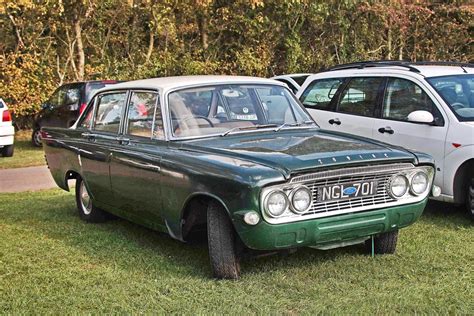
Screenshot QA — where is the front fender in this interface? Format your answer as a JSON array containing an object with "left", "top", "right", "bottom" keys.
[{"left": 443, "top": 144, "right": 474, "bottom": 197}]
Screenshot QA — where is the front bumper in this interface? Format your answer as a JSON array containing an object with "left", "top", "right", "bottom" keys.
[{"left": 234, "top": 198, "right": 427, "bottom": 250}]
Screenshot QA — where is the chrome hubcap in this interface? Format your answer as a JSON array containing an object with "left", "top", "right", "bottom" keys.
[
  {"left": 80, "top": 182, "right": 92, "bottom": 215},
  {"left": 34, "top": 130, "right": 42, "bottom": 145}
]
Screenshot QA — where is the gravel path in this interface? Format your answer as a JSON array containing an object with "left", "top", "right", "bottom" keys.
[{"left": 0, "top": 165, "right": 57, "bottom": 193}]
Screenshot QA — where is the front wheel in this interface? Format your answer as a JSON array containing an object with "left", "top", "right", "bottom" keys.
[
  {"left": 207, "top": 201, "right": 241, "bottom": 279},
  {"left": 31, "top": 129, "right": 42, "bottom": 147},
  {"left": 75, "top": 177, "right": 109, "bottom": 223},
  {"left": 466, "top": 177, "right": 474, "bottom": 220},
  {"left": 1, "top": 144, "right": 14, "bottom": 157},
  {"left": 365, "top": 230, "right": 398, "bottom": 254}
]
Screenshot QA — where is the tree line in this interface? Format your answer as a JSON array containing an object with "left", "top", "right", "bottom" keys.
[{"left": 1, "top": 0, "right": 472, "bottom": 128}]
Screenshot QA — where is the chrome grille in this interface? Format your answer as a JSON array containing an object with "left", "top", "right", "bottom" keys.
[{"left": 305, "top": 171, "right": 397, "bottom": 215}]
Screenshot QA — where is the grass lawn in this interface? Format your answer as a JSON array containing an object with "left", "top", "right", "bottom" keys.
[
  {"left": 0, "top": 189, "right": 472, "bottom": 313},
  {"left": 0, "top": 130, "right": 45, "bottom": 169}
]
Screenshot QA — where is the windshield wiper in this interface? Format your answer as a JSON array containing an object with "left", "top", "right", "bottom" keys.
[
  {"left": 275, "top": 120, "right": 315, "bottom": 132},
  {"left": 220, "top": 124, "right": 278, "bottom": 136}
]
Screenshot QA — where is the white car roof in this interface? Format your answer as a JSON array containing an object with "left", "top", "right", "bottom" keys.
[
  {"left": 103, "top": 75, "right": 286, "bottom": 92},
  {"left": 306, "top": 65, "right": 474, "bottom": 80}
]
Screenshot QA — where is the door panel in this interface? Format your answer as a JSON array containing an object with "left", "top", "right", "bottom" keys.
[
  {"left": 333, "top": 77, "right": 385, "bottom": 138},
  {"left": 372, "top": 77, "right": 448, "bottom": 188},
  {"left": 79, "top": 92, "right": 127, "bottom": 203},
  {"left": 109, "top": 91, "right": 164, "bottom": 228}
]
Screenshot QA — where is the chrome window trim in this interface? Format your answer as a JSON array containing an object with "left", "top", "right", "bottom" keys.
[{"left": 261, "top": 163, "right": 434, "bottom": 224}]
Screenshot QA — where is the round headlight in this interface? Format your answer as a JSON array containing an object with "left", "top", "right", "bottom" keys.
[
  {"left": 389, "top": 174, "right": 409, "bottom": 198},
  {"left": 291, "top": 186, "right": 312, "bottom": 214},
  {"left": 411, "top": 171, "right": 429, "bottom": 195},
  {"left": 265, "top": 190, "right": 289, "bottom": 217}
]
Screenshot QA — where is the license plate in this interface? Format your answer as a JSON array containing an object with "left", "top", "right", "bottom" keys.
[{"left": 317, "top": 181, "right": 378, "bottom": 202}]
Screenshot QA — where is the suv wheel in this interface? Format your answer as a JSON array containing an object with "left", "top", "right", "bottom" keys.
[
  {"left": 2, "top": 145, "right": 14, "bottom": 157},
  {"left": 466, "top": 177, "right": 474, "bottom": 219},
  {"left": 75, "top": 177, "right": 109, "bottom": 223},
  {"left": 207, "top": 201, "right": 241, "bottom": 279},
  {"left": 32, "top": 129, "right": 42, "bottom": 147},
  {"left": 365, "top": 230, "right": 398, "bottom": 254}
]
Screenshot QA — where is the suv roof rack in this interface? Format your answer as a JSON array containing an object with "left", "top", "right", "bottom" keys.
[
  {"left": 325, "top": 61, "right": 421, "bottom": 73},
  {"left": 324, "top": 60, "right": 474, "bottom": 74}
]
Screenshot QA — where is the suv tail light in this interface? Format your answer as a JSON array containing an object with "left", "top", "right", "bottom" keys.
[
  {"left": 79, "top": 103, "right": 87, "bottom": 115},
  {"left": 2, "top": 110, "right": 12, "bottom": 122}
]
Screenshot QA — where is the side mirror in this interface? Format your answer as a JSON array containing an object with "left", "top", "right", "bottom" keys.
[{"left": 407, "top": 110, "right": 434, "bottom": 124}]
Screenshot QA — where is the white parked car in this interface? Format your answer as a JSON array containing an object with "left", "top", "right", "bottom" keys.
[
  {"left": 296, "top": 61, "right": 474, "bottom": 217},
  {"left": 271, "top": 73, "right": 311, "bottom": 94},
  {"left": 0, "top": 98, "right": 14, "bottom": 157}
]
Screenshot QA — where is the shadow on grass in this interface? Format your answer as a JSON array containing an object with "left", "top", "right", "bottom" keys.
[{"left": 421, "top": 200, "right": 471, "bottom": 227}]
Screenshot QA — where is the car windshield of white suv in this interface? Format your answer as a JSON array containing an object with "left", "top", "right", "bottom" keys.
[
  {"left": 427, "top": 74, "right": 474, "bottom": 121},
  {"left": 168, "top": 84, "right": 315, "bottom": 138}
]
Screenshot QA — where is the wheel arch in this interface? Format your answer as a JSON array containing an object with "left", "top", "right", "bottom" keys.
[
  {"left": 453, "top": 158, "right": 474, "bottom": 204},
  {"left": 63, "top": 169, "right": 81, "bottom": 191},
  {"left": 180, "top": 192, "right": 231, "bottom": 241}
]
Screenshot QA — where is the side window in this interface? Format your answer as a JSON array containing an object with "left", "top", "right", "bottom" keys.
[
  {"left": 93, "top": 92, "right": 126, "bottom": 133},
  {"left": 300, "top": 78, "right": 344, "bottom": 110},
  {"left": 48, "top": 87, "right": 67, "bottom": 107},
  {"left": 79, "top": 101, "right": 94, "bottom": 129},
  {"left": 65, "top": 87, "right": 80, "bottom": 107},
  {"left": 383, "top": 78, "right": 440, "bottom": 122},
  {"left": 126, "top": 92, "right": 163, "bottom": 139},
  {"left": 276, "top": 79, "right": 298, "bottom": 94},
  {"left": 337, "top": 77, "right": 384, "bottom": 117}
]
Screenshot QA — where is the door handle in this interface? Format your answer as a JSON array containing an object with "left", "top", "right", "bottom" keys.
[
  {"left": 117, "top": 137, "right": 130, "bottom": 145},
  {"left": 81, "top": 132, "right": 95, "bottom": 140},
  {"left": 378, "top": 127, "right": 394, "bottom": 134},
  {"left": 329, "top": 118, "right": 341, "bottom": 125}
]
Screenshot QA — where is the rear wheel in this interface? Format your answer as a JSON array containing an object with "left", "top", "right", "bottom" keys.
[
  {"left": 1, "top": 145, "right": 14, "bottom": 157},
  {"left": 466, "top": 177, "right": 474, "bottom": 219},
  {"left": 31, "top": 129, "right": 42, "bottom": 147},
  {"left": 365, "top": 230, "right": 398, "bottom": 254},
  {"left": 75, "top": 177, "right": 108, "bottom": 223},
  {"left": 207, "top": 201, "right": 241, "bottom": 279}
]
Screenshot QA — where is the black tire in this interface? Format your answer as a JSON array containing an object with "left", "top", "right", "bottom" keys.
[
  {"left": 365, "top": 230, "right": 399, "bottom": 254},
  {"left": 2, "top": 144, "right": 14, "bottom": 157},
  {"left": 75, "top": 177, "right": 108, "bottom": 223},
  {"left": 207, "top": 201, "right": 241, "bottom": 279},
  {"left": 31, "top": 129, "right": 42, "bottom": 147},
  {"left": 466, "top": 177, "right": 474, "bottom": 220}
]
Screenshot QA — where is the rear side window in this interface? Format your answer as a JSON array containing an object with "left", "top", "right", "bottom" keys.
[
  {"left": 383, "top": 78, "right": 442, "bottom": 123},
  {"left": 93, "top": 93, "right": 126, "bottom": 133},
  {"left": 275, "top": 79, "right": 298, "bottom": 94},
  {"left": 337, "top": 77, "right": 384, "bottom": 117},
  {"left": 292, "top": 75, "right": 309, "bottom": 86},
  {"left": 126, "top": 92, "right": 163, "bottom": 139},
  {"left": 300, "top": 78, "right": 344, "bottom": 110}
]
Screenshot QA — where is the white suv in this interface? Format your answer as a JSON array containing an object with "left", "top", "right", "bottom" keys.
[
  {"left": 296, "top": 62, "right": 474, "bottom": 217},
  {"left": 0, "top": 98, "right": 14, "bottom": 157}
]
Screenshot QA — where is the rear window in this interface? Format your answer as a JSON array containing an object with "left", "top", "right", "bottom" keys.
[{"left": 85, "top": 82, "right": 119, "bottom": 103}]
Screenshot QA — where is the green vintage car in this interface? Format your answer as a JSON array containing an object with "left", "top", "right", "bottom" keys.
[{"left": 42, "top": 76, "right": 435, "bottom": 279}]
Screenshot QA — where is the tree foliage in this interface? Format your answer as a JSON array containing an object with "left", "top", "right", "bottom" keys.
[{"left": 1, "top": 0, "right": 472, "bottom": 128}]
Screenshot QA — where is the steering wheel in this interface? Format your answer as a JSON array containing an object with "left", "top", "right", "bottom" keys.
[
  {"left": 451, "top": 102, "right": 465, "bottom": 110},
  {"left": 178, "top": 116, "right": 214, "bottom": 128}
]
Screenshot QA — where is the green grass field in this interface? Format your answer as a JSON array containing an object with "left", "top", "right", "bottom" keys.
[
  {"left": 0, "top": 130, "right": 45, "bottom": 169},
  {"left": 0, "top": 189, "right": 472, "bottom": 313}
]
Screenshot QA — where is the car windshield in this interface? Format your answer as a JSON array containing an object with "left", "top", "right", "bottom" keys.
[
  {"left": 427, "top": 74, "right": 474, "bottom": 121},
  {"left": 168, "top": 84, "right": 315, "bottom": 138}
]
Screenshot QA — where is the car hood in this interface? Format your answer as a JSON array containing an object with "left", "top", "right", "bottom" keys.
[{"left": 179, "top": 128, "right": 417, "bottom": 178}]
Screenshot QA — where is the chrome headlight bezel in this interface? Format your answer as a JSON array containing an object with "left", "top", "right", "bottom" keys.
[
  {"left": 289, "top": 185, "right": 312, "bottom": 214},
  {"left": 388, "top": 174, "right": 409, "bottom": 198},
  {"left": 410, "top": 171, "right": 429, "bottom": 195},
  {"left": 263, "top": 189, "right": 289, "bottom": 218}
]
